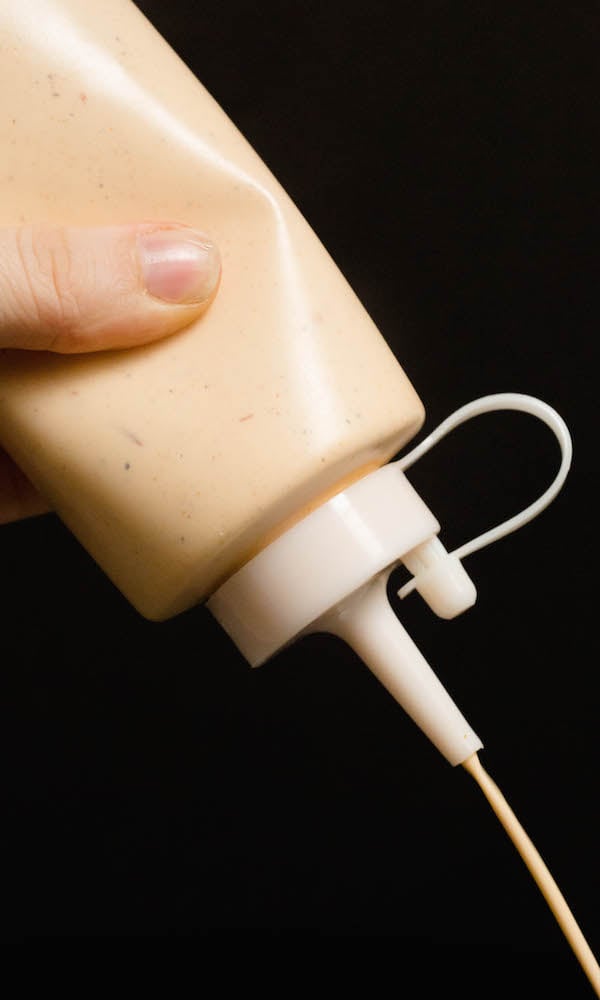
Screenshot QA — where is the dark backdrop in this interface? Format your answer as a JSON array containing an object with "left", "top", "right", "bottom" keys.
[{"left": 3, "top": 0, "right": 598, "bottom": 984}]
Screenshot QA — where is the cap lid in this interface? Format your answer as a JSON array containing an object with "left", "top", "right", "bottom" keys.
[{"left": 401, "top": 536, "right": 476, "bottom": 619}]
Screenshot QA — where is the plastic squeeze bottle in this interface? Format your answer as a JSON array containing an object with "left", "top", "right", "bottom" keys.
[
  {"left": 0, "top": 1, "right": 598, "bottom": 990},
  {"left": 0, "top": 0, "right": 480, "bottom": 761}
]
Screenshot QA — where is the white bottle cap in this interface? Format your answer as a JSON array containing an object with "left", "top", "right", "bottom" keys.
[
  {"left": 208, "top": 393, "right": 572, "bottom": 768},
  {"left": 207, "top": 461, "right": 481, "bottom": 765}
]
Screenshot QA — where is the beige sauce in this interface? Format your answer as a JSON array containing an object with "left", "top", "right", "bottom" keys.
[
  {"left": 0, "top": 0, "right": 424, "bottom": 618},
  {"left": 463, "top": 753, "right": 600, "bottom": 995}
]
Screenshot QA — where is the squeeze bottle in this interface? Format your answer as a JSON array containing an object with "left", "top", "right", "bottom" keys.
[{"left": 0, "top": 0, "right": 485, "bottom": 763}]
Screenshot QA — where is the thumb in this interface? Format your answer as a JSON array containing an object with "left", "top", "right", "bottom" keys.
[{"left": 0, "top": 222, "right": 221, "bottom": 353}]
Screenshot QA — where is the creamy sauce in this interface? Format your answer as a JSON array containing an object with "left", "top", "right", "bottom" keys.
[{"left": 463, "top": 753, "right": 600, "bottom": 995}]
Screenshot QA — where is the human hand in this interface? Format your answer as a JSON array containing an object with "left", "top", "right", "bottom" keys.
[{"left": 0, "top": 222, "right": 221, "bottom": 524}]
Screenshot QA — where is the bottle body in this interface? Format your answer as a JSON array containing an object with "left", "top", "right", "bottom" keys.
[{"left": 0, "top": 0, "right": 424, "bottom": 619}]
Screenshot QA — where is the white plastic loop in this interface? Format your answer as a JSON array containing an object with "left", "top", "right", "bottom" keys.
[{"left": 397, "top": 393, "right": 572, "bottom": 600}]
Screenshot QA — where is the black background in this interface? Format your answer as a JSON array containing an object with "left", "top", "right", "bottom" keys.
[{"left": 2, "top": 0, "right": 598, "bottom": 984}]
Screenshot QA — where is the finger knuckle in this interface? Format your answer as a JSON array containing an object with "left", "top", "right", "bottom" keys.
[{"left": 15, "top": 225, "right": 84, "bottom": 350}]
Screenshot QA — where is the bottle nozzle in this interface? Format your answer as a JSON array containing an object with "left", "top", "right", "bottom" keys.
[{"left": 318, "top": 572, "right": 482, "bottom": 765}]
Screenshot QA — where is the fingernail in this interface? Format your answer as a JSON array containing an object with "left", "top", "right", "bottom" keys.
[{"left": 138, "top": 228, "right": 220, "bottom": 304}]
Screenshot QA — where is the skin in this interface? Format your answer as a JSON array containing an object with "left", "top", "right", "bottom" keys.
[{"left": 0, "top": 221, "right": 221, "bottom": 524}]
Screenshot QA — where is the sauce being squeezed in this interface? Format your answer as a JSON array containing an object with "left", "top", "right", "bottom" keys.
[{"left": 463, "top": 753, "right": 600, "bottom": 995}]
